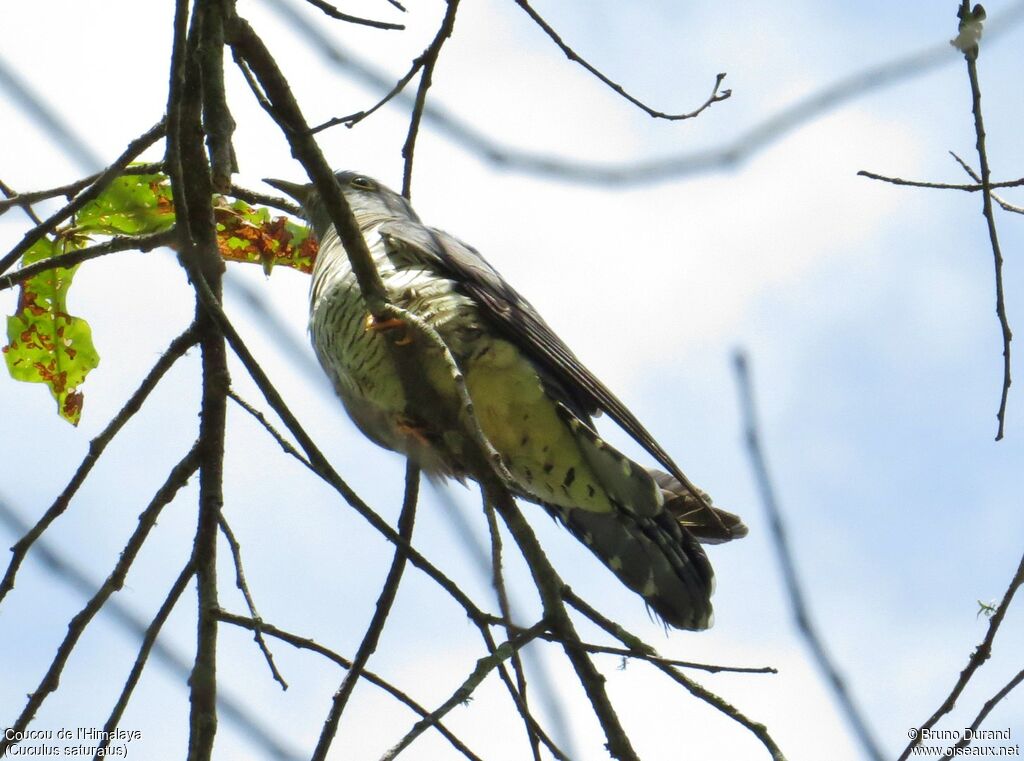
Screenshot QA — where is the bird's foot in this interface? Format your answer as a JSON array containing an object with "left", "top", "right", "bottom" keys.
[
  {"left": 395, "top": 415, "right": 432, "bottom": 447},
  {"left": 365, "top": 313, "right": 413, "bottom": 345}
]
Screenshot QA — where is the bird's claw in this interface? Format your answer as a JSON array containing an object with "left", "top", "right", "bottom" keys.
[{"left": 365, "top": 313, "right": 413, "bottom": 345}]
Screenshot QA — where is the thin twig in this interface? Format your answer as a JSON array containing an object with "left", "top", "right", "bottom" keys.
[
  {"left": 0, "top": 118, "right": 166, "bottom": 276},
  {"left": 939, "top": 666, "right": 1024, "bottom": 760},
  {"left": 512, "top": 0, "right": 729, "bottom": 121},
  {"left": 91, "top": 558, "right": 197, "bottom": 761},
  {"left": 856, "top": 169, "right": 1024, "bottom": 191},
  {"left": 227, "top": 389, "right": 312, "bottom": 469},
  {"left": 563, "top": 590, "right": 788, "bottom": 761},
  {"left": 217, "top": 611, "right": 484, "bottom": 761},
  {"left": 0, "top": 177, "right": 44, "bottom": 226},
  {"left": 219, "top": 514, "right": 289, "bottom": 689},
  {"left": 300, "top": 0, "right": 404, "bottom": 30},
  {"left": 490, "top": 488, "right": 640, "bottom": 761},
  {"left": 483, "top": 497, "right": 542, "bottom": 761},
  {"left": 0, "top": 163, "right": 166, "bottom": 215},
  {"left": 897, "top": 549, "right": 1024, "bottom": 760},
  {"left": 0, "top": 324, "right": 199, "bottom": 607},
  {"left": 0, "top": 442, "right": 202, "bottom": 757},
  {"left": 733, "top": 351, "right": 883, "bottom": 761},
  {"left": 958, "top": 1, "right": 1013, "bottom": 440},
  {"left": 401, "top": 0, "right": 460, "bottom": 199},
  {"left": 950, "top": 152, "right": 1024, "bottom": 214},
  {"left": 310, "top": 56, "right": 424, "bottom": 134},
  {"left": 264, "top": 0, "right": 1024, "bottom": 185},
  {"left": 311, "top": 461, "right": 420, "bottom": 761},
  {"left": 0, "top": 497, "right": 302, "bottom": 761},
  {"left": 0, "top": 229, "right": 175, "bottom": 292},
  {"left": 227, "top": 183, "right": 301, "bottom": 215},
  {"left": 380, "top": 622, "right": 549, "bottom": 761}
]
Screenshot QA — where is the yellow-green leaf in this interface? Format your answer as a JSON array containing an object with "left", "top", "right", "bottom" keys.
[{"left": 3, "top": 236, "right": 99, "bottom": 425}]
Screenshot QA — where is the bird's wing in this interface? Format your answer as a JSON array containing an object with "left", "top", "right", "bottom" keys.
[{"left": 378, "top": 220, "right": 689, "bottom": 485}]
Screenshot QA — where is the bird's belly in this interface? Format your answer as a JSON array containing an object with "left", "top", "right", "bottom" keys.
[{"left": 464, "top": 339, "right": 614, "bottom": 513}]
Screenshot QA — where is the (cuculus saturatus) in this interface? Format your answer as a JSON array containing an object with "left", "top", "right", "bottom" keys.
[{"left": 265, "top": 171, "right": 747, "bottom": 630}]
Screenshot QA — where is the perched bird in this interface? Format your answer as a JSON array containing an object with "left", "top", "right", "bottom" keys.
[{"left": 265, "top": 171, "right": 746, "bottom": 630}]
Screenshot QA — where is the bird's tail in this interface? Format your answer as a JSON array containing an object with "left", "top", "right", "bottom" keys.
[
  {"left": 553, "top": 503, "right": 716, "bottom": 629},
  {"left": 648, "top": 470, "right": 748, "bottom": 545}
]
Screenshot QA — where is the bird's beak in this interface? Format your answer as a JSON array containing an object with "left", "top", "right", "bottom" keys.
[{"left": 263, "top": 177, "right": 311, "bottom": 206}]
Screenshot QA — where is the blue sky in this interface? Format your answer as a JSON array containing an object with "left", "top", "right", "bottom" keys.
[{"left": 2, "top": 1, "right": 1023, "bottom": 759}]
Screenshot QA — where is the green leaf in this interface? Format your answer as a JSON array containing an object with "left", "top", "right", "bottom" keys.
[
  {"left": 74, "top": 173, "right": 175, "bottom": 236},
  {"left": 3, "top": 236, "right": 100, "bottom": 425}
]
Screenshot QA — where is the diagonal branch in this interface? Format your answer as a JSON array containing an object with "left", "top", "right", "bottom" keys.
[
  {"left": 898, "top": 548, "right": 1024, "bottom": 761},
  {"left": 380, "top": 621, "right": 549, "bottom": 761},
  {"left": 217, "top": 611, "right": 484, "bottom": 761},
  {"left": 511, "top": 0, "right": 729, "bottom": 121},
  {"left": 0, "top": 323, "right": 199, "bottom": 607},
  {"left": 401, "top": 0, "right": 460, "bottom": 199},
  {"left": 219, "top": 514, "right": 288, "bottom": 689},
  {"left": 490, "top": 488, "right": 640, "bottom": 761},
  {"left": 300, "top": 0, "right": 404, "bottom": 30},
  {"left": 563, "top": 589, "right": 787, "bottom": 761},
  {"left": 0, "top": 118, "right": 166, "bottom": 276},
  {"left": 0, "top": 229, "right": 176, "bottom": 292},
  {"left": 939, "top": 666, "right": 1024, "bottom": 760},
  {"left": 950, "top": 152, "right": 1024, "bottom": 214},
  {"left": 310, "top": 461, "right": 420, "bottom": 761},
  {"left": 484, "top": 498, "right": 542, "bottom": 761},
  {"left": 91, "top": 558, "right": 197, "bottom": 761},
  {"left": 733, "top": 351, "right": 882, "bottom": 761},
  {"left": 0, "top": 442, "right": 202, "bottom": 757}
]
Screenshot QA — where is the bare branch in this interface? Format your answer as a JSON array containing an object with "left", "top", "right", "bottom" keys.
[
  {"left": 311, "top": 461, "right": 420, "bottom": 761},
  {"left": 0, "top": 163, "right": 165, "bottom": 216},
  {"left": 512, "top": 0, "right": 729, "bottom": 121},
  {"left": 490, "top": 489, "right": 640, "bottom": 761},
  {"left": 856, "top": 169, "right": 1024, "bottom": 191},
  {"left": 401, "top": 0, "right": 460, "bottom": 199},
  {"left": 300, "top": 0, "right": 404, "bottom": 31},
  {"left": 958, "top": 3, "right": 1013, "bottom": 440},
  {"left": 226, "top": 183, "right": 301, "bottom": 215},
  {"left": 563, "top": 590, "right": 787, "bottom": 761},
  {"left": 0, "top": 324, "right": 199, "bottom": 607},
  {"left": 227, "top": 389, "right": 313, "bottom": 469},
  {"left": 0, "top": 229, "right": 175, "bottom": 293},
  {"left": 91, "top": 558, "right": 196, "bottom": 761},
  {"left": 733, "top": 351, "right": 883, "bottom": 760},
  {"left": 265, "top": 0, "right": 1024, "bottom": 185},
  {"left": 898, "top": 549, "right": 1024, "bottom": 760},
  {"left": 380, "top": 622, "right": 548, "bottom": 761},
  {"left": 946, "top": 153, "right": 1024, "bottom": 214},
  {"left": 939, "top": 666, "right": 1024, "bottom": 760},
  {"left": 950, "top": 152, "right": 1024, "bottom": 214},
  {"left": 0, "top": 442, "right": 202, "bottom": 757},
  {"left": 217, "top": 611, "right": 484, "bottom": 761},
  {"left": 219, "top": 514, "right": 288, "bottom": 690}
]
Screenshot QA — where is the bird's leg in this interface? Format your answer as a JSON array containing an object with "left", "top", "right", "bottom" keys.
[
  {"left": 364, "top": 313, "right": 413, "bottom": 345},
  {"left": 394, "top": 414, "right": 433, "bottom": 447}
]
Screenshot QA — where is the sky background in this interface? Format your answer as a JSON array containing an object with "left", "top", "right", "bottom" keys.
[{"left": 2, "top": 1, "right": 1023, "bottom": 759}]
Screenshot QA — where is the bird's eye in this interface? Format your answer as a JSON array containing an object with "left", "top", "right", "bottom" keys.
[{"left": 350, "top": 176, "right": 375, "bottom": 190}]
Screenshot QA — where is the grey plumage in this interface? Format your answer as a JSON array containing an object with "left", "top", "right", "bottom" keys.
[{"left": 265, "top": 170, "right": 747, "bottom": 630}]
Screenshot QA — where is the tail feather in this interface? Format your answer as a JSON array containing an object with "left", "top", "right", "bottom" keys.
[
  {"left": 553, "top": 504, "right": 714, "bottom": 630},
  {"left": 649, "top": 470, "right": 748, "bottom": 545}
]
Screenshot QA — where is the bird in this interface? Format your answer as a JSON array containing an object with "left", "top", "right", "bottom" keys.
[{"left": 264, "top": 171, "right": 746, "bottom": 630}]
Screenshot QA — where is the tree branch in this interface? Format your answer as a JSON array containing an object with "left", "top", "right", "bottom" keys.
[
  {"left": 310, "top": 461, "right": 420, "bottom": 761},
  {"left": 733, "top": 351, "right": 883, "bottom": 761},
  {"left": 0, "top": 119, "right": 166, "bottom": 276},
  {"left": 0, "top": 324, "right": 199, "bottom": 607},
  {"left": 0, "top": 442, "right": 202, "bottom": 757}
]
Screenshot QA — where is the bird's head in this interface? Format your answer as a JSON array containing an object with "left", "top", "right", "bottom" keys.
[{"left": 263, "top": 171, "right": 419, "bottom": 239}]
